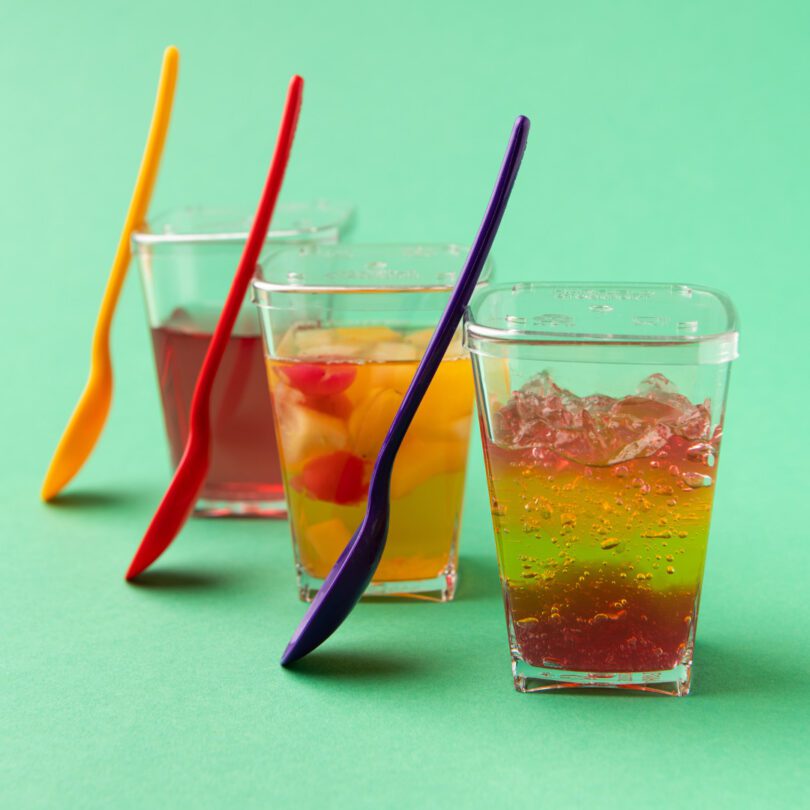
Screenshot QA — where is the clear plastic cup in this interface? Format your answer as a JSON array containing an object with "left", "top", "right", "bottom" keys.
[
  {"left": 133, "top": 202, "right": 353, "bottom": 517},
  {"left": 465, "top": 282, "right": 739, "bottom": 695},
  {"left": 252, "top": 244, "right": 493, "bottom": 601}
]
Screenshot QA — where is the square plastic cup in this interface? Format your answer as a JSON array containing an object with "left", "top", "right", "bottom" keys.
[
  {"left": 252, "top": 244, "right": 494, "bottom": 601},
  {"left": 133, "top": 202, "right": 353, "bottom": 517},
  {"left": 464, "top": 282, "right": 739, "bottom": 695}
]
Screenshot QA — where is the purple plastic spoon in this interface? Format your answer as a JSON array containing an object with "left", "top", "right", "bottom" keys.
[{"left": 281, "top": 115, "right": 530, "bottom": 666}]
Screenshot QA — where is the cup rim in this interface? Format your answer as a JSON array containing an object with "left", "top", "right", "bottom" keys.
[
  {"left": 252, "top": 243, "right": 494, "bottom": 295},
  {"left": 131, "top": 201, "right": 354, "bottom": 246},
  {"left": 464, "top": 281, "right": 739, "bottom": 347}
]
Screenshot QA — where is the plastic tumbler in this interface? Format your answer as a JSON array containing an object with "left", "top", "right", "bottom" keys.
[
  {"left": 133, "top": 202, "right": 353, "bottom": 517},
  {"left": 465, "top": 282, "right": 739, "bottom": 695},
  {"left": 252, "top": 244, "right": 493, "bottom": 601}
]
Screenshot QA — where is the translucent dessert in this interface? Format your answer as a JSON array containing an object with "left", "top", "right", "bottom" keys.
[
  {"left": 482, "top": 372, "right": 719, "bottom": 682},
  {"left": 266, "top": 324, "right": 474, "bottom": 600}
]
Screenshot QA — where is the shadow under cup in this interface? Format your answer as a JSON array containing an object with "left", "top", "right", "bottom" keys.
[
  {"left": 465, "top": 282, "right": 739, "bottom": 695},
  {"left": 133, "top": 203, "right": 353, "bottom": 517},
  {"left": 252, "top": 244, "right": 493, "bottom": 601}
]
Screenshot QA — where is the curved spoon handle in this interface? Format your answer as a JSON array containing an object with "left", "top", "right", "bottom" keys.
[
  {"left": 188, "top": 75, "right": 303, "bottom": 428},
  {"left": 40, "top": 46, "right": 179, "bottom": 502},
  {"left": 123, "top": 76, "right": 304, "bottom": 580},
  {"left": 94, "top": 46, "right": 179, "bottom": 351},
  {"left": 372, "top": 115, "right": 530, "bottom": 490}
]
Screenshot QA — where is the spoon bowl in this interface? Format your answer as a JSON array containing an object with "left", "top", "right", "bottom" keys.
[
  {"left": 126, "top": 431, "right": 209, "bottom": 578},
  {"left": 41, "top": 359, "right": 112, "bottom": 501}
]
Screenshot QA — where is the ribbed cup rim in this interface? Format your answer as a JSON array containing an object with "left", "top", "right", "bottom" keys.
[
  {"left": 252, "top": 243, "right": 494, "bottom": 295},
  {"left": 464, "top": 281, "right": 739, "bottom": 346}
]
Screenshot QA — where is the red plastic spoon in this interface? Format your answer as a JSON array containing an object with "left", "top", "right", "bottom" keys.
[{"left": 126, "top": 75, "right": 304, "bottom": 581}]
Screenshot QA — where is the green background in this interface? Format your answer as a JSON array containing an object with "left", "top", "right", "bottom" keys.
[{"left": 3, "top": 1, "right": 808, "bottom": 807}]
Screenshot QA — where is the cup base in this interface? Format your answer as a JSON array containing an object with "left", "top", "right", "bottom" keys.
[
  {"left": 511, "top": 657, "right": 692, "bottom": 696},
  {"left": 193, "top": 496, "right": 287, "bottom": 519},
  {"left": 297, "top": 563, "right": 457, "bottom": 603}
]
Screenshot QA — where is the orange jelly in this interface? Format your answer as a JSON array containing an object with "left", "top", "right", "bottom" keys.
[{"left": 266, "top": 325, "right": 474, "bottom": 598}]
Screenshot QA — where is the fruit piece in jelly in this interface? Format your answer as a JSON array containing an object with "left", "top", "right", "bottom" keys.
[
  {"left": 364, "top": 362, "right": 416, "bottom": 396},
  {"left": 291, "top": 328, "right": 338, "bottom": 353},
  {"left": 349, "top": 387, "right": 402, "bottom": 459},
  {"left": 411, "top": 360, "right": 474, "bottom": 433},
  {"left": 306, "top": 392, "right": 353, "bottom": 421},
  {"left": 276, "top": 362, "right": 357, "bottom": 397},
  {"left": 305, "top": 518, "right": 353, "bottom": 569},
  {"left": 299, "top": 343, "right": 365, "bottom": 360},
  {"left": 291, "top": 327, "right": 367, "bottom": 360},
  {"left": 293, "top": 451, "right": 368, "bottom": 505},
  {"left": 277, "top": 402, "right": 348, "bottom": 467},
  {"left": 366, "top": 341, "right": 419, "bottom": 362}
]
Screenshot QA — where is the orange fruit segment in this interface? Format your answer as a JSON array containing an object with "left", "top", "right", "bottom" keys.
[
  {"left": 363, "top": 362, "right": 415, "bottom": 395},
  {"left": 348, "top": 387, "right": 402, "bottom": 459},
  {"left": 276, "top": 401, "right": 348, "bottom": 469},
  {"left": 303, "top": 518, "right": 353, "bottom": 572},
  {"left": 410, "top": 358, "right": 474, "bottom": 435}
]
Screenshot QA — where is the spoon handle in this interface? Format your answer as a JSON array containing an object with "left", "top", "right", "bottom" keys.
[
  {"left": 371, "top": 115, "right": 530, "bottom": 492},
  {"left": 40, "top": 47, "right": 179, "bottom": 502},
  {"left": 123, "top": 76, "right": 303, "bottom": 581},
  {"left": 188, "top": 76, "right": 303, "bottom": 419}
]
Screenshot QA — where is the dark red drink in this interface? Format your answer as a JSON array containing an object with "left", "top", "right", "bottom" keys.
[{"left": 150, "top": 308, "right": 284, "bottom": 516}]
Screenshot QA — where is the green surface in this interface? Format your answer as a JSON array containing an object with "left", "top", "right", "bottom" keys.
[{"left": 3, "top": 1, "right": 809, "bottom": 807}]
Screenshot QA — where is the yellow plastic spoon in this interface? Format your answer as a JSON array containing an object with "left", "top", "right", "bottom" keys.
[{"left": 41, "top": 46, "right": 179, "bottom": 502}]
